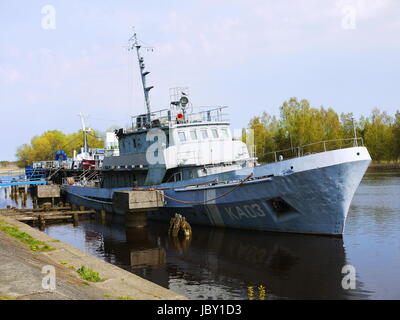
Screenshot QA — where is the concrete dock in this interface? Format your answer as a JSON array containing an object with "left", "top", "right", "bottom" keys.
[{"left": 0, "top": 216, "right": 186, "bottom": 300}]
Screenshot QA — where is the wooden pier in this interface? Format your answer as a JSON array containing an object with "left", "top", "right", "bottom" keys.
[
  {"left": 0, "top": 168, "right": 47, "bottom": 187},
  {"left": 0, "top": 205, "right": 97, "bottom": 227}
]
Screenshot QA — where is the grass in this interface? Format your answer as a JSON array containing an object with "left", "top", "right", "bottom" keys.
[
  {"left": 0, "top": 220, "right": 55, "bottom": 252},
  {"left": 117, "top": 296, "right": 133, "bottom": 300},
  {"left": 0, "top": 296, "right": 16, "bottom": 300},
  {"left": 102, "top": 294, "right": 133, "bottom": 300},
  {"left": 76, "top": 266, "right": 103, "bottom": 282}
]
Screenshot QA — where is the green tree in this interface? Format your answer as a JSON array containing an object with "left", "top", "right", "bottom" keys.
[
  {"left": 279, "top": 98, "right": 335, "bottom": 152},
  {"left": 16, "top": 144, "right": 34, "bottom": 167},
  {"left": 244, "top": 98, "right": 400, "bottom": 164},
  {"left": 363, "top": 108, "right": 394, "bottom": 162},
  {"left": 391, "top": 111, "right": 400, "bottom": 160},
  {"left": 15, "top": 129, "right": 104, "bottom": 167},
  {"left": 30, "top": 130, "right": 66, "bottom": 161}
]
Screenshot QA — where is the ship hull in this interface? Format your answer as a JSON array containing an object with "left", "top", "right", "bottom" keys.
[{"left": 63, "top": 147, "right": 371, "bottom": 236}]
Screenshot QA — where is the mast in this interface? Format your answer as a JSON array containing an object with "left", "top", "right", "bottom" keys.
[
  {"left": 129, "top": 29, "right": 153, "bottom": 125},
  {"left": 78, "top": 112, "right": 88, "bottom": 153}
]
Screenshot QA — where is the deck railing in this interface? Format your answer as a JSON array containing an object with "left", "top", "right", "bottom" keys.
[
  {"left": 130, "top": 106, "right": 229, "bottom": 130},
  {"left": 262, "top": 138, "right": 364, "bottom": 163},
  {"left": 62, "top": 168, "right": 100, "bottom": 187}
]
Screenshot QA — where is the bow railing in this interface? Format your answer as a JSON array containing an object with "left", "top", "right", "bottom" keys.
[{"left": 262, "top": 138, "right": 364, "bottom": 163}]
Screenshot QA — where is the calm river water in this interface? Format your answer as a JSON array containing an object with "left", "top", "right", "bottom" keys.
[{"left": 1, "top": 170, "right": 399, "bottom": 299}]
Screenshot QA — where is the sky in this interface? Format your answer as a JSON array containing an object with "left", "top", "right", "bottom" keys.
[{"left": 1, "top": 0, "right": 400, "bottom": 160}]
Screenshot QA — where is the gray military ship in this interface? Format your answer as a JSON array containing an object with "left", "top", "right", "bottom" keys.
[{"left": 63, "top": 31, "right": 371, "bottom": 236}]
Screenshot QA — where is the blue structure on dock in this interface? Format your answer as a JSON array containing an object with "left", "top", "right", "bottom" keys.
[
  {"left": 0, "top": 167, "right": 47, "bottom": 187},
  {"left": 55, "top": 150, "right": 68, "bottom": 161}
]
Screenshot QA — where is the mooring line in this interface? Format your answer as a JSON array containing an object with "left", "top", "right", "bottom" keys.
[
  {"left": 66, "top": 174, "right": 253, "bottom": 206},
  {"left": 135, "top": 173, "right": 253, "bottom": 205}
]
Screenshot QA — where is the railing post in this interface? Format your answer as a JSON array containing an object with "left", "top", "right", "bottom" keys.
[
  {"left": 323, "top": 141, "right": 326, "bottom": 152},
  {"left": 274, "top": 152, "right": 277, "bottom": 162},
  {"left": 352, "top": 117, "right": 358, "bottom": 147}
]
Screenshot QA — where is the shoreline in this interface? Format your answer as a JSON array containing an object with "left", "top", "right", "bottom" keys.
[
  {"left": 2, "top": 162, "right": 400, "bottom": 171},
  {"left": 0, "top": 215, "right": 186, "bottom": 300}
]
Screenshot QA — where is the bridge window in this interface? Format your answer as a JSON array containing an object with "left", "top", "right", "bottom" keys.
[
  {"left": 178, "top": 131, "right": 187, "bottom": 142},
  {"left": 201, "top": 129, "right": 208, "bottom": 139},
  {"left": 190, "top": 130, "right": 198, "bottom": 140},
  {"left": 221, "top": 128, "right": 229, "bottom": 138},
  {"left": 211, "top": 128, "right": 219, "bottom": 139}
]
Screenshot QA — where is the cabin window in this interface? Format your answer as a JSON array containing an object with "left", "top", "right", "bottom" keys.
[
  {"left": 133, "top": 138, "right": 137, "bottom": 148},
  {"left": 221, "top": 128, "right": 229, "bottom": 138},
  {"left": 174, "top": 172, "right": 182, "bottom": 182},
  {"left": 190, "top": 130, "right": 198, "bottom": 140},
  {"left": 136, "top": 138, "right": 142, "bottom": 148},
  {"left": 178, "top": 131, "right": 187, "bottom": 142},
  {"left": 201, "top": 129, "right": 208, "bottom": 139},
  {"left": 211, "top": 128, "right": 219, "bottom": 139}
]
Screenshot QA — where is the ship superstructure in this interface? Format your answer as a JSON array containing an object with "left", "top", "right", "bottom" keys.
[
  {"left": 100, "top": 31, "right": 255, "bottom": 188},
  {"left": 102, "top": 101, "right": 255, "bottom": 187}
]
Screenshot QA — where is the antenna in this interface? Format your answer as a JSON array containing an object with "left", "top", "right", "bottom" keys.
[{"left": 128, "top": 27, "right": 153, "bottom": 126}]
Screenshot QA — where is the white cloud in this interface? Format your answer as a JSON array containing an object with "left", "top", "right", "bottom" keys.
[
  {"left": 0, "top": 65, "right": 24, "bottom": 84},
  {"left": 142, "top": 0, "right": 400, "bottom": 69}
]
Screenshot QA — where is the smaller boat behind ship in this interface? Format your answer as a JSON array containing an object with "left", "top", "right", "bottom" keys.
[{"left": 63, "top": 31, "right": 372, "bottom": 237}]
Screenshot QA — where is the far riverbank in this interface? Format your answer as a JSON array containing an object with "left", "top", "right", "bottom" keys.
[{"left": 368, "top": 162, "right": 400, "bottom": 171}]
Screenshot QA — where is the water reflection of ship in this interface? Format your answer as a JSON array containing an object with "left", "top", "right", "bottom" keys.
[
  {"left": 125, "top": 227, "right": 166, "bottom": 268},
  {"left": 79, "top": 216, "right": 369, "bottom": 299},
  {"left": 79, "top": 215, "right": 170, "bottom": 288},
  {"left": 159, "top": 225, "right": 370, "bottom": 299}
]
